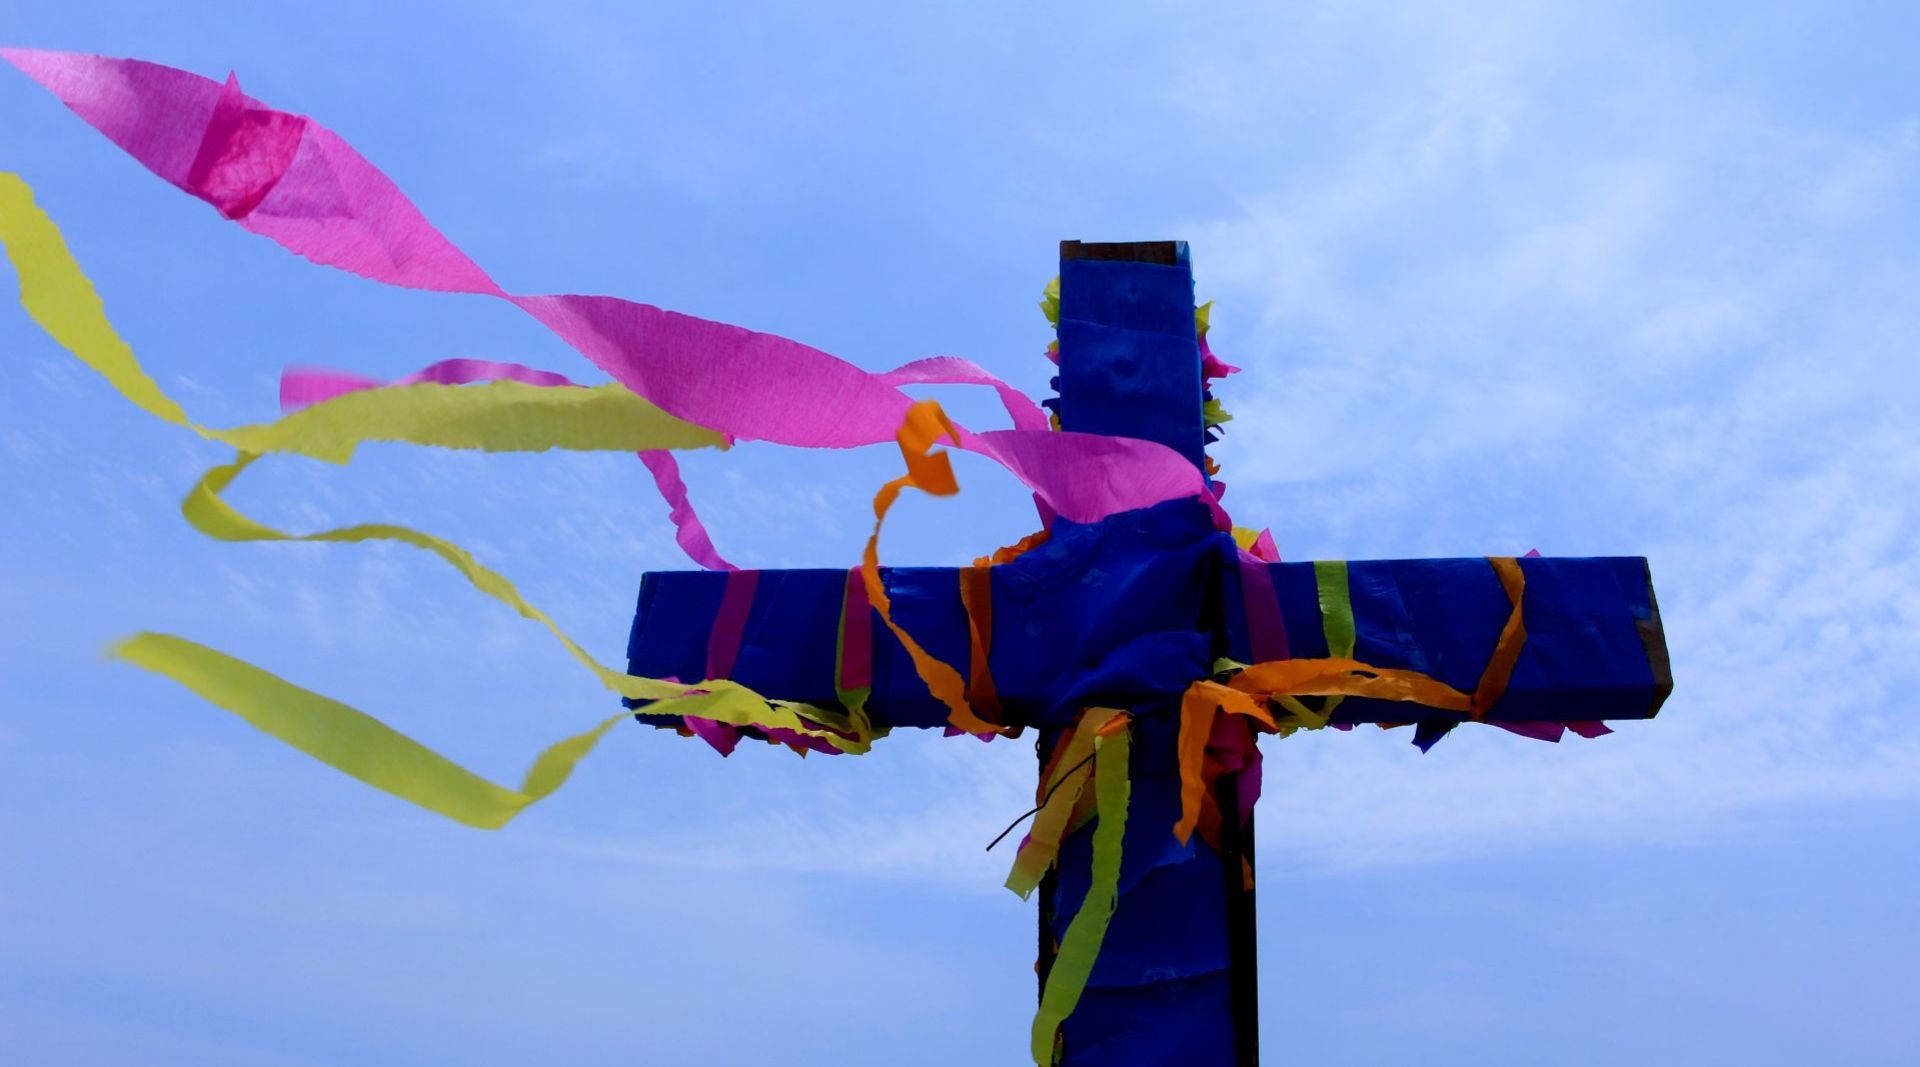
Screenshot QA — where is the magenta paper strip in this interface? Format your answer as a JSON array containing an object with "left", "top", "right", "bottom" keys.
[
  {"left": 705, "top": 570, "right": 759, "bottom": 682},
  {"left": 4, "top": 48, "right": 1210, "bottom": 527},
  {"left": 838, "top": 567, "right": 873, "bottom": 693},
  {"left": 1238, "top": 556, "right": 1290, "bottom": 663}
]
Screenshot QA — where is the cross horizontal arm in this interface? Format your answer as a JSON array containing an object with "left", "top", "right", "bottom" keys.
[{"left": 627, "top": 500, "right": 1671, "bottom": 731}]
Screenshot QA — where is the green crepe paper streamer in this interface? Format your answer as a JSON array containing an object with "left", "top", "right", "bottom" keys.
[
  {"left": 1314, "top": 560, "right": 1356, "bottom": 658},
  {"left": 1202, "top": 397, "right": 1233, "bottom": 428},
  {"left": 1031, "top": 723, "right": 1133, "bottom": 1065},
  {"left": 1313, "top": 560, "right": 1356, "bottom": 718}
]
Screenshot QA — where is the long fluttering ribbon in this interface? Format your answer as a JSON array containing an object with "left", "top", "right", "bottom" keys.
[
  {"left": 114, "top": 633, "right": 633, "bottom": 830},
  {"left": 2, "top": 48, "right": 1216, "bottom": 531}
]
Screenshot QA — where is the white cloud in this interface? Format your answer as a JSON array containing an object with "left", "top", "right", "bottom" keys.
[{"left": 1160, "top": 2, "right": 1920, "bottom": 869}]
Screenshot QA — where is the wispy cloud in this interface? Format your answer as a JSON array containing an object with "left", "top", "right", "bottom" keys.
[{"left": 1164, "top": 2, "right": 1920, "bottom": 867}]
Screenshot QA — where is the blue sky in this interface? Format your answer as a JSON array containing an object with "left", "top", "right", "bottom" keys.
[{"left": 3, "top": 2, "right": 1917, "bottom": 1064}]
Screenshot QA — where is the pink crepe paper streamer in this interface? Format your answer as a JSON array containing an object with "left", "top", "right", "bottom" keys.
[
  {"left": 684, "top": 715, "right": 742, "bottom": 758},
  {"left": 685, "top": 569, "right": 759, "bottom": 758},
  {"left": 637, "top": 450, "right": 736, "bottom": 572},
  {"left": 1199, "top": 334, "right": 1239, "bottom": 380},
  {"left": 1567, "top": 721, "right": 1613, "bottom": 739},
  {"left": 1205, "top": 712, "right": 1262, "bottom": 827},
  {"left": 279, "top": 358, "right": 577, "bottom": 412},
  {"left": 688, "top": 717, "right": 845, "bottom": 758},
  {"left": 1492, "top": 721, "right": 1566, "bottom": 743},
  {"left": 837, "top": 568, "right": 873, "bottom": 695},
  {"left": 1247, "top": 529, "right": 1280, "bottom": 563},
  {"left": 4, "top": 49, "right": 1215, "bottom": 529},
  {"left": 760, "top": 726, "right": 845, "bottom": 755},
  {"left": 879, "top": 356, "right": 1051, "bottom": 433},
  {"left": 704, "top": 569, "right": 758, "bottom": 681},
  {"left": 877, "top": 355, "right": 1055, "bottom": 528},
  {"left": 1237, "top": 555, "right": 1290, "bottom": 663}
]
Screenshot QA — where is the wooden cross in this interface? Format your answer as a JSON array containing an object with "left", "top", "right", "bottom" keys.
[{"left": 626, "top": 241, "right": 1672, "bottom": 1065}]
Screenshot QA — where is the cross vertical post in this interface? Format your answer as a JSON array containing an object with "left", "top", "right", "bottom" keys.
[{"left": 1044, "top": 240, "right": 1257, "bottom": 1065}]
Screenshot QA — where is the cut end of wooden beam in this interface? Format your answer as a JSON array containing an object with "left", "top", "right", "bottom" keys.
[{"left": 1060, "top": 240, "right": 1186, "bottom": 266}]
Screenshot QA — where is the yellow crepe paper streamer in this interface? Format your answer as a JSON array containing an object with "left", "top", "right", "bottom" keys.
[
  {"left": 114, "top": 632, "right": 633, "bottom": 830},
  {"left": 179, "top": 451, "right": 878, "bottom": 749},
  {"left": 1032, "top": 712, "right": 1133, "bottom": 1066},
  {"left": 1005, "top": 707, "right": 1124, "bottom": 899},
  {"left": 2, "top": 170, "right": 875, "bottom": 827}
]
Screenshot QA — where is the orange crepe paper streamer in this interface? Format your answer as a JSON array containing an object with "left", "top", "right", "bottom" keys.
[
  {"left": 861, "top": 400, "right": 1010, "bottom": 737},
  {"left": 975, "top": 527, "right": 1051, "bottom": 567},
  {"left": 1174, "top": 692, "right": 1218, "bottom": 847},
  {"left": 1470, "top": 555, "right": 1527, "bottom": 719},
  {"left": 1174, "top": 682, "right": 1275, "bottom": 845},
  {"left": 959, "top": 566, "right": 1005, "bottom": 723},
  {"left": 1175, "top": 557, "right": 1529, "bottom": 840}
]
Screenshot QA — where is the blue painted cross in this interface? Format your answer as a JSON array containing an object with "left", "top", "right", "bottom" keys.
[{"left": 627, "top": 241, "right": 1671, "bottom": 1065}]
